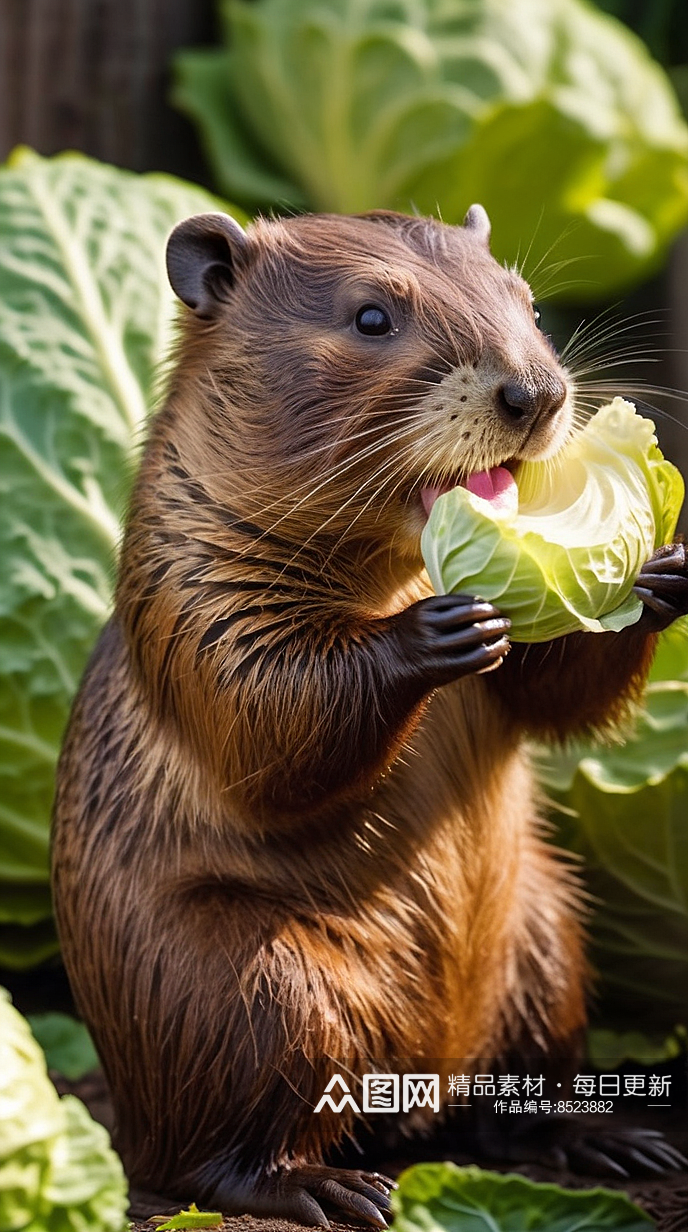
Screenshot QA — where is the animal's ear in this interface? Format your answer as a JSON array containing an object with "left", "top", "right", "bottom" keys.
[
  {"left": 462, "top": 204, "right": 491, "bottom": 248},
  {"left": 166, "top": 213, "right": 251, "bottom": 318}
]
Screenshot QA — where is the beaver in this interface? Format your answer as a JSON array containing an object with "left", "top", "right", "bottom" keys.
[{"left": 51, "top": 205, "right": 688, "bottom": 1225}]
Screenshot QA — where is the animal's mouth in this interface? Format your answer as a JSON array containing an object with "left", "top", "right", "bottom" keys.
[{"left": 420, "top": 461, "right": 519, "bottom": 520}]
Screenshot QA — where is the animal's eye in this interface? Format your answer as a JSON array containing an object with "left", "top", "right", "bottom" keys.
[
  {"left": 533, "top": 305, "right": 541, "bottom": 324},
  {"left": 355, "top": 304, "right": 392, "bottom": 336}
]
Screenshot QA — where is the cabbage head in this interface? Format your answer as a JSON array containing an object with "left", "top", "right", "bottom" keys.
[
  {"left": 0, "top": 149, "right": 243, "bottom": 967},
  {"left": 421, "top": 399, "right": 684, "bottom": 642},
  {"left": 174, "top": 0, "right": 688, "bottom": 301},
  {"left": 0, "top": 988, "right": 128, "bottom": 1232}
]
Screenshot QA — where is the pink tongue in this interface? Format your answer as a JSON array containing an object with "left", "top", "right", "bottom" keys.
[
  {"left": 421, "top": 466, "right": 517, "bottom": 517},
  {"left": 465, "top": 466, "right": 517, "bottom": 511}
]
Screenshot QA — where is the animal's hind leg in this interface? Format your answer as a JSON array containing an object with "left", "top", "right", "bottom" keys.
[
  {"left": 467, "top": 834, "right": 685, "bottom": 1179},
  {"left": 97, "top": 887, "right": 394, "bottom": 1226},
  {"left": 194, "top": 1162, "right": 395, "bottom": 1227}
]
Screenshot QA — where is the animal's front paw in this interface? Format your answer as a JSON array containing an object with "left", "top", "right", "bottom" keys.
[
  {"left": 634, "top": 542, "right": 688, "bottom": 631},
  {"left": 506, "top": 1115, "right": 686, "bottom": 1179},
  {"left": 393, "top": 594, "right": 511, "bottom": 689},
  {"left": 271, "top": 1164, "right": 396, "bottom": 1228},
  {"left": 208, "top": 1162, "right": 396, "bottom": 1228}
]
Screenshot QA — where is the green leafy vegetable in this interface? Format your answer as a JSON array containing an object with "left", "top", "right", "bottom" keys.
[
  {"left": 0, "top": 148, "right": 244, "bottom": 967},
  {"left": 392, "top": 1161, "right": 653, "bottom": 1232},
  {"left": 27, "top": 1014, "right": 99, "bottom": 1081},
  {"left": 536, "top": 615, "right": 688, "bottom": 1027},
  {"left": 587, "top": 1026, "right": 685, "bottom": 1067},
  {"left": 154, "top": 1203, "right": 223, "bottom": 1230},
  {"left": 0, "top": 987, "right": 128, "bottom": 1232},
  {"left": 536, "top": 658, "right": 688, "bottom": 1029},
  {"left": 649, "top": 611, "right": 688, "bottom": 681},
  {"left": 174, "top": 0, "right": 688, "bottom": 301},
  {"left": 421, "top": 399, "right": 683, "bottom": 642}
]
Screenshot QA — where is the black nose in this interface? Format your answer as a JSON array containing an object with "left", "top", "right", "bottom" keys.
[{"left": 497, "top": 377, "right": 567, "bottom": 423}]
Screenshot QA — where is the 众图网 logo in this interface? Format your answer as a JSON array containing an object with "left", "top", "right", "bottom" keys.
[{"left": 313, "top": 1074, "right": 440, "bottom": 1115}]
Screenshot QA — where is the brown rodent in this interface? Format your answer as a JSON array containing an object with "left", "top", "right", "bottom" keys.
[{"left": 51, "top": 206, "right": 688, "bottom": 1224}]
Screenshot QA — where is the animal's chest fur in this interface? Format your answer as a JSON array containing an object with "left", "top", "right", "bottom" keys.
[
  {"left": 54, "top": 621, "right": 575, "bottom": 1077},
  {"left": 307, "top": 676, "right": 549, "bottom": 1064}
]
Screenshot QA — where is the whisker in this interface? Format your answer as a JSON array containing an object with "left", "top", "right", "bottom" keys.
[
  {"left": 324, "top": 470, "right": 411, "bottom": 564},
  {"left": 559, "top": 306, "right": 667, "bottom": 360},
  {"left": 580, "top": 379, "right": 688, "bottom": 404},
  {"left": 528, "top": 273, "right": 598, "bottom": 301},
  {"left": 520, "top": 219, "right": 587, "bottom": 288},
  {"left": 563, "top": 323, "right": 668, "bottom": 369},
  {"left": 513, "top": 205, "right": 545, "bottom": 282},
  {"left": 569, "top": 355, "right": 664, "bottom": 379},
  {"left": 574, "top": 379, "right": 688, "bottom": 435},
  {"left": 181, "top": 406, "right": 430, "bottom": 515},
  {"left": 289, "top": 447, "right": 415, "bottom": 566},
  {"left": 246, "top": 417, "right": 429, "bottom": 551}
]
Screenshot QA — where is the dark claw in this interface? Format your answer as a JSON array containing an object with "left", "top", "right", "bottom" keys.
[
  {"left": 365, "top": 1173, "right": 399, "bottom": 1193},
  {"left": 456, "top": 635, "right": 511, "bottom": 676},
  {"left": 338, "top": 1178, "right": 394, "bottom": 1215},
  {"left": 618, "top": 1147, "right": 669, "bottom": 1176},
  {"left": 497, "top": 1116, "right": 686, "bottom": 1180},
  {"left": 318, "top": 1180, "right": 389, "bottom": 1227},
  {"left": 633, "top": 584, "right": 679, "bottom": 616},
  {"left": 633, "top": 542, "right": 688, "bottom": 629},
  {"left": 628, "top": 1140, "right": 688, "bottom": 1171},
  {"left": 422, "top": 595, "right": 502, "bottom": 625},
  {"left": 542, "top": 1144, "right": 568, "bottom": 1170},
  {"left": 635, "top": 572, "right": 688, "bottom": 594},
  {"left": 311, "top": 1168, "right": 395, "bottom": 1227},
  {"left": 566, "top": 1141, "right": 630, "bottom": 1179},
  {"left": 432, "top": 616, "right": 511, "bottom": 653},
  {"left": 394, "top": 593, "right": 511, "bottom": 688},
  {"left": 370, "top": 1171, "right": 398, "bottom": 1189},
  {"left": 354, "top": 1183, "right": 394, "bottom": 1210},
  {"left": 576, "top": 1129, "right": 687, "bottom": 1179},
  {"left": 475, "top": 637, "right": 511, "bottom": 673},
  {"left": 288, "top": 1191, "right": 331, "bottom": 1227},
  {"left": 639, "top": 542, "right": 686, "bottom": 570},
  {"left": 662, "top": 1143, "right": 688, "bottom": 1165}
]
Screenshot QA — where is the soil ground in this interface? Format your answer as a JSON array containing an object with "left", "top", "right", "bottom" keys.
[
  {"left": 16, "top": 957, "right": 687, "bottom": 1229},
  {"left": 54, "top": 1070, "right": 688, "bottom": 1232}
]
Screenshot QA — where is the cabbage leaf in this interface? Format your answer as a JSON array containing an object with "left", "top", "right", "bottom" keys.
[
  {"left": 155, "top": 1205, "right": 223, "bottom": 1230},
  {"left": 0, "top": 149, "right": 244, "bottom": 966},
  {"left": 392, "top": 1161, "right": 653, "bottom": 1232},
  {"left": 27, "top": 1014, "right": 99, "bottom": 1082},
  {"left": 536, "top": 617, "right": 688, "bottom": 1029},
  {"left": 421, "top": 399, "right": 683, "bottom": 643},
  {"left": 0, "top": 988, "right": 128, "bottom": 1232},
  {"left": 173, "top": 0, "right": 688, "bottom": 301}
]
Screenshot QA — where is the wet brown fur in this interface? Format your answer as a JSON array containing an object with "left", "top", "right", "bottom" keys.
[{"left": 51, "top": 211, "right": 658, "bottom": 1209}]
